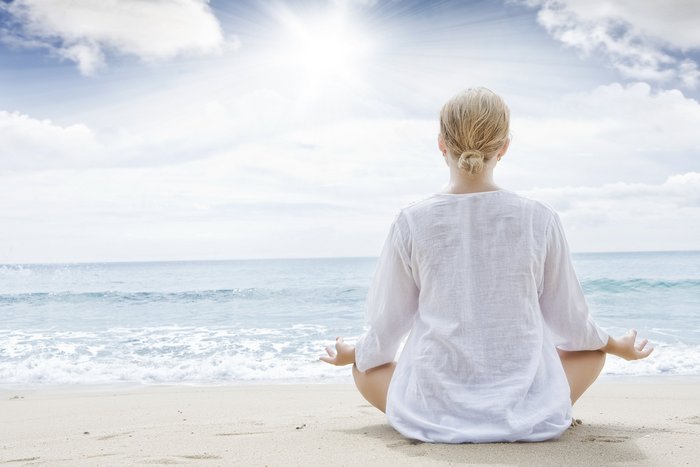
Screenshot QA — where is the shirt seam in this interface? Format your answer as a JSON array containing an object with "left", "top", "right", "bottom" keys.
[
  {"left": 394, "top": 209, "right": 412, "bottom": 267},
  {"left": 538, "top": 212, "right": 557, "bottom": 296}
]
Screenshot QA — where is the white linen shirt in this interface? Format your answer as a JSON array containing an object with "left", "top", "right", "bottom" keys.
[{"left": 353, "top": 189, "right": 609, "bottom": 443}]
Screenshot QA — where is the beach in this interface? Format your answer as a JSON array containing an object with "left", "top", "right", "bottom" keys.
[
  {"left": 1, "top": 376, "right": 698, "bottom": 466},
  {"left": 2, "top": 256, "right": 698, "bottom": 465}
]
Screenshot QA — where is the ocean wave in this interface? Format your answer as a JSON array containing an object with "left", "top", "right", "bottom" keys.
[
  {"left": 602, "top": 342, "right": 700, "bottom": 376},
  {"left": 3, "top": 278, "right": 696, "bottom": 306},
  {"left": 0, "top": 327, "right": 697, "bottom": 387},
  {"left": 581, "top": 277, "right": 700, "bottom": 293},
  {"left": 0, "top": 286, "right": 364, "bottom": 305},
  {"left": 0, "top": 326, "right": 351, "bottom": 387}
]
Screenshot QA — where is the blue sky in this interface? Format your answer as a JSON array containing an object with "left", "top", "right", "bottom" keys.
[{"left": 1, "top": 0, "right": 699, "bottom": 263}]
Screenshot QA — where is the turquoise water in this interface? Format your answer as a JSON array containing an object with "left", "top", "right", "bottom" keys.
[{"left": 1, "top": 251, "right": 698, "bottom": 387}]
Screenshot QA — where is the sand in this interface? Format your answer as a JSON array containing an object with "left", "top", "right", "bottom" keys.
[{"left": 1, "top": 376, "right": 699, "bottom": 466}]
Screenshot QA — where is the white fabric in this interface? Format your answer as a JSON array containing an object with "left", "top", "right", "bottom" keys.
[{"left": 353, "top": 189, "right": 609, "bottom": 443}]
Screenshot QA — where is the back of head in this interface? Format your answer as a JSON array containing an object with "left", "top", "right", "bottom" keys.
[{"left": 439, "top": 87, "right": 510, "bottom": 175}]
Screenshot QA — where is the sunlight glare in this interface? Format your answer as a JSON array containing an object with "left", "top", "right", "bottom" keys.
[{"left": 272, "top": 5, "right": 374, "bottom": 90}]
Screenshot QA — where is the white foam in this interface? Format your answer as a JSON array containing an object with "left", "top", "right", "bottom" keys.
[
  {"left": 1, "top": 327, "right": 697, "bottom": 387},
  {"left": 602, "top": 342, "right": 700, "bottom": 376}
]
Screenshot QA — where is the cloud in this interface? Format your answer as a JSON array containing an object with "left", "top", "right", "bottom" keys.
[
  {"left": 0, "top": 110, "right": 102, "bottom": 169},
  {"left": 519, "top": 172, "right": 700, "bottom": 252},
  {"left": 506, "top": 82, "right": 700, "bottom": 188},
  {"left": 0, "top": 77, "right": 434, "bottom": 175},
  {"left": 2, "top": 1, "right": 699, "bottom": 263},
  {"left": 2, "top": 83, "right": 699, "bottom": 261},
  {"left": 519, "top": 0, "right": 700, "bottom": 88},
  {"left": 0, "top": 88, "right": 294, "bottom": 171},
  {"left": 1, "top": 163, "right": 696, "bottom": 263},
  {"left": 0, "top": 0, "right": 227, "bottom": 75},
  {"left": 524, "top": 172, "right": 700, "bottom": 212},
  {"left": 57, "top": 42, "right": 105, "bottom": 76},
  {"left": 0, "top": 101, "right": 442, "bottom": 262},
  {"left": 4, "top": 81, "right": 699, "bottom": 201}
]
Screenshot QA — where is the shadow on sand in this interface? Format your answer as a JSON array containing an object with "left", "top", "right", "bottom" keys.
[{"left": 337, "top": 421, "right": 661, "bottom": 465}]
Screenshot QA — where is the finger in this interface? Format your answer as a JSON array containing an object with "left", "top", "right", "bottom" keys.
[
  {"left": 325, "top": 345, "right": 336, "bottom": 356},
  {"left": 337, "top": 336, "right": 344, "bottom": 343},
  {"left": 628, "top": 329, "right": 638, "bottom": 342},
  {"left": 639, "top": 346, "right": 654, "bottom": 358},
  {"left": 635, "top": 338, "right": 648, "bottom": 351},
  {"left": 319, "top": 356, "right": 335, "bottom": 364}
]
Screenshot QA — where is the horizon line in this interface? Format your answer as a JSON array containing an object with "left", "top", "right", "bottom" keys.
[{"left": 2, "top": 249, "right": 699, "bottom": 267}]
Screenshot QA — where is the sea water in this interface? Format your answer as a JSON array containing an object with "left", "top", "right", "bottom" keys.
[{"left": 1, "top": 251, "right": 698, "bottom": 388}]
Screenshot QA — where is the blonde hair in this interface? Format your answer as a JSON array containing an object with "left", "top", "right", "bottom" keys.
[{"left": 439, "top": 87, "right": 510, "bottom": 175}]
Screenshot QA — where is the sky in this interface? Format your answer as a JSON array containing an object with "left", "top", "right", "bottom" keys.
[{"left": 0, "top": 0, "right": 699, "bottom": 263}]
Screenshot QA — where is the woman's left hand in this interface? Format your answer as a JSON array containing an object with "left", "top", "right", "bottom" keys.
[{"left": 319, "top": 336, "right": 356, "bottom": 366}]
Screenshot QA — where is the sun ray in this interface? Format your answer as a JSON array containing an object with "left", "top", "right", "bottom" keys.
[{"left": 263, "top": 2, "right": 375, "bottom": 103}]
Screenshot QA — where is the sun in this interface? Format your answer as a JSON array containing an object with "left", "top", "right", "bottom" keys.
[{"left": 269, "top": 4, "right": 374, "bottom": 93}]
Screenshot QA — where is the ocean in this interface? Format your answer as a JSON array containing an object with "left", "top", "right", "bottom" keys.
[{"left": 1, "top": 251, "right": 698, "bottom": 388}]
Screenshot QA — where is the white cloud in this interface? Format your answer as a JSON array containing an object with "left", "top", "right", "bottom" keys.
[
  {"left": 0, "top": 75, "right": 430, "bottom": 173},
  {"left": 519, "top": 172, "right": 700, "bottom": 252},
  {"left": 679, "top": 60, "right": 700, "bottom": 89},
  {"left": 1, "top": 163, "right": 696, "bottom": 263},
  {"left": 0, "top": 110, "right": 101, "bottom": 169},
  {"left": 4, "top": 81, "right": 699, "bottom": 200},
  {"left": 505, "top": 82, "right": 700, "bottom": 188},
  {"left": 2, "top": 79, "right": 699, "bottom": 260},
  {"left": 0, "top": 0, "right": 227, "bottom": 75},
  {"left": 0, "top": 99, "right": 443, "bottom": 262},
  {"left": 58, "top": 42, "right": 105, "bottom": 76},
  {"left": 2, "top": 1, "right": 699, "bottom": 262},
  {"left": 531, "top": 0, "right": 700, "bottom": 50},
  {"left": 0, "top": 88, "right": 295, "bottom": 170},
  {"left": 520, "top": 0, "right": 700, "bottom": 88}
]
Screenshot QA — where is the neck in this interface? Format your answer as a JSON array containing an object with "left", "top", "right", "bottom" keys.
[{"left": 442, "top": 166, "right": 500, "bottom": 194}]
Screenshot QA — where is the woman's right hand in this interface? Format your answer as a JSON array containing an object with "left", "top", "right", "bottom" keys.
[
  {"left": 319, "top": 336, "right": 356, "bottom": 367},
  {"left": 601, "top": 329, "right": 654, "bottom": 361}
]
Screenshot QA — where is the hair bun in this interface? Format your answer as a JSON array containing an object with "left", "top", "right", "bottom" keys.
[
  {"left": 457, "top": 149, "right": 485, "bottom": 174},
  {"left": 459, "top": 149, "right": 483, "bottom": 160}
]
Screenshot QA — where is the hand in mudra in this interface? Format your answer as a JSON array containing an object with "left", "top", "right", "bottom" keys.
[
  {"left": 609, "top": 329, "right": 654, "bottom": 361},
  {"left": 319, "top": 336, "right": 356, "bottom": 366}
]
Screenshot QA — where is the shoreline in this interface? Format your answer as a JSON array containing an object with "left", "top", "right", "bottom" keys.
[
  {"left": 1, "top": 373, "right": 699, "bottom": 394},
  {"left": 0, "top": 374, "right": 700, "bottom": 394},
  {"left": 1, "top": 376, "right": 699, "bottom": 465}
]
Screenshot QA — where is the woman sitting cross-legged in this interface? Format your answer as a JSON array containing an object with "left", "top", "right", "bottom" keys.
[{"left": 319, "top": 86, "right": 653, "bottom": 443}]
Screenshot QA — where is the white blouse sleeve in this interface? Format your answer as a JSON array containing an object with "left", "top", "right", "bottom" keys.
[
  {"left": 539, "top": 211, "right": 609, "bottom": 351},
  {"left": 354, "top": 211, "right": 420, "bottom": 372}
]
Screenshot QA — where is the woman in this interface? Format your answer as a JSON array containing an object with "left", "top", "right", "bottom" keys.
[{"left": 319, "top": 87, "right": 653, "bottom": 443}]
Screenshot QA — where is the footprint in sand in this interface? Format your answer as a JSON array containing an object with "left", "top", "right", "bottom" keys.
[
  {"left": 137, "top": 458, "right": 182, "bottom": 465},
  {"left": 96, "top": 430, "right": 135, "bottom": 440},
  {"left": 387, "top": 439, "right": 423, "bottom": 447},
  {"left": 582, "top": 435, "right": 629, "bottom": 443},
  {"left": 178, "top": 454, "right": 222, "bottom": 460}
]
